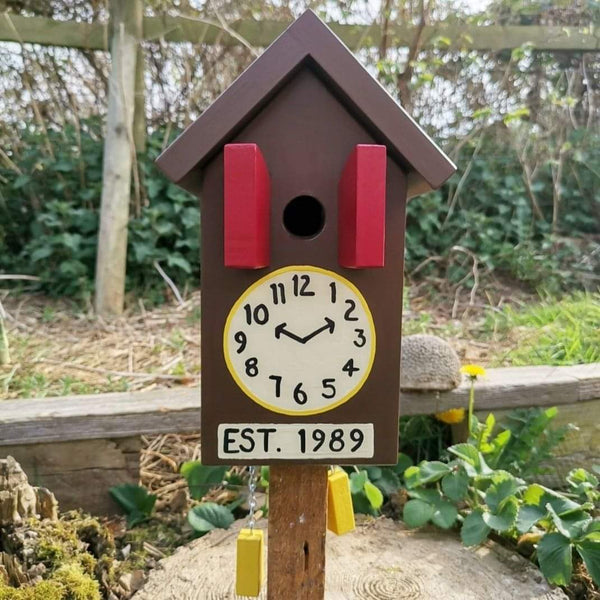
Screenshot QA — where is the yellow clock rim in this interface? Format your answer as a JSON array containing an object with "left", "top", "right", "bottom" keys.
[{"left": 222, "top": 265, "right": 376, "bottom": 416}]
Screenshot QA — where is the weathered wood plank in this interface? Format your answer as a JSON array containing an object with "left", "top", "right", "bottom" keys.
[
  {"left": 1, "top": 437, "right": 140, "bottom": 514},
  {"left": 0, "top": 364, "right": 598, "bottom": 445},
  {"left": 1, "top": 14, "right": 598, "bottom": 52},
  {"left": 0, "top": 388, "right": 201, "bottom": 445},
  {"left": 94, "top": 0, "right": 141, "bottom": 316}
]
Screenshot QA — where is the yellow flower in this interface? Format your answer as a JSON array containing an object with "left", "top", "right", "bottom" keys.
[
  {"left": 460, "top": 364, "right": 486, "bottom": 379},
  {"left": 434, "top": 408, "right": 466, "bottom": 424}
]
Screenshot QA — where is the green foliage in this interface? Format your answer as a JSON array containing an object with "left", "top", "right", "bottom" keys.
[
  {"left": 109, "top": 484, "right": 157, "bottom": 527},
  {"left": 405, "top": 129, "right": 600, "bottom": 295},
  {"left": 348, "top": 454, "right": 412, "bottom": 515},
  {"left": 179, "top": 462, "right": 228, "bottom": 501},
  {"left": 187, "top": 502, "right": 235, "bottom": 536},
  {"left": 402, "top": 417, "right": 600, "bottom": 588},
  {"left": 484, "top": 292, "right": 600, "bottom": 366},
  {"left": 489, "top": 407, "right": 571, "bottom": 479},
  {"left": 398, "top": 415, "right": 452, "bottom": 463},
  {"left": 0, "top": 119, "right": 199, "bottom": 301}
]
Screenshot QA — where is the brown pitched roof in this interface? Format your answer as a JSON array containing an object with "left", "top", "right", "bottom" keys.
[{"left": 156, "top": 10, "right": 456, "bottom": 197}]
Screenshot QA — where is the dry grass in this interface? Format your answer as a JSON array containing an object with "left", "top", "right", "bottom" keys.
[{"left": 0, "top": 291, "right": 201, "bottom": 399}]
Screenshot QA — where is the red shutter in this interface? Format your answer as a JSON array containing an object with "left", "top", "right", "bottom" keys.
[
  {"left": 338, "top": 144, "right": 386, "bottom": 268},
  {"left": 224, "top": 144, "right": 270, "bottom": 268}
]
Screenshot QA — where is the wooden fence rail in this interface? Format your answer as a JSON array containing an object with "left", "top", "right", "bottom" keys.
[
  {"left": 1, "top": 7, "right": 598, "bottom": 316},
  {"left": 1, "top": 13, "right": 599, "bottom": 52},
  {"left": 0, "top": 363, "right": 598, "bottom": 513},
  {"left": 1, "top": 363, "right": 598, "bottom": 446}
]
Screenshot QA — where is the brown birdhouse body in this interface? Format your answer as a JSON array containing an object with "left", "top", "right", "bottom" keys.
[{"left": 157, "top": 11, "right": 455, "bottom": 465}]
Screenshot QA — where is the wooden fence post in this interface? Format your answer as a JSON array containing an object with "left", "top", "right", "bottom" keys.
[
  {"left": 268, "top": 465, "right": 328, "bottom": 599},
  {"left": 94, "top": 0, "right": 142, "bottom": 316},
  {"left": 133, "top": 43, "right": 146, "bottom": 153}
]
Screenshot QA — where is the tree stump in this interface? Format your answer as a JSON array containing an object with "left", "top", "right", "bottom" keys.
[{"left": 133, "top": 517, "right": 567, "bottom": 600}]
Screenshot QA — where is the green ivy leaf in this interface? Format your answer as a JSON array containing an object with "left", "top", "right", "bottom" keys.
[
  {"left": 372, "top": 469, "right": 401, "bottom": 496},
  {"left": 461, "top": 509, "right": 491, "bottom": 546},
  {"left": 483, "top": 496, "right": 519, "bottom": 532},
  {"left": 431, "top": 501, "right": 458, "bottom": 529},
  {"left": 188, "top": 502, "right": 234, "bottom": 534},
  {"left": 109, "top": 484, "right": 157, "bottom": 527},
  {"left": 180, "top": 462, "right": 228, "bottom": 500},
  {"left": 393, "top": 453, "right": 414, "bottom": 476},
  {"left": 517, "top": 504, "right": 546, "bottom": 534},
  {"left": 364, "top": 481, "right": 384, "bottom": 510},
  {"left": 537, "top": 533, "right": 573, "bottom": 586},
  {"left": 575, "top": 539, "right": 600, "bottom": 586},
  {"left": 485, "top": 472, "right": 518, "bottom": 512},
  {"left": 441, "top": 468, "right": 469, "bottom": 502},
  {"left": 403, "top": 499, "right": 435, "bottom": 528},
  {"left": 418, "top": 461, "right": 451, "bottom": 484},
  {"left": 449, "top": 443, "right": 480, "bottom": 466},
  {"left": 349, "top": 470, "right": 368, "bottom": 494},
  {"left": 546, "top": 504, "right": 592, "bottom": 541},
  {"left": 404, "top": 465, "right": 421, "bottom": 489}
]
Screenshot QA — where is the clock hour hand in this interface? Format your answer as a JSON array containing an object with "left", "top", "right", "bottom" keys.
[
  {"left": 274, "top": 318, "right": 335, "bottom": 344},
  {"left": 301, "top": 318, "right": 335, "bottom": 343},
  {"left": 274, "top": 322, "right": 306, "bottom": 344}
]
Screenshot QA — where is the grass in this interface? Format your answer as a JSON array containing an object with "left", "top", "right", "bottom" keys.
[{"left": 483, "top": 291, "right": 600, "bottom": 366}]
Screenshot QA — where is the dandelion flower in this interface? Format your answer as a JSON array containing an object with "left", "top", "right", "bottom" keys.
[
  {"left": 461, "top": 364, "right": 486, "bottom": 379},
  {"left": 434, "top": 408, "right": 466, "bottom": 424}
]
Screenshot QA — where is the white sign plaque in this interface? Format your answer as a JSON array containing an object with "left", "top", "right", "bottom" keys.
[{"left": 217, "top": 423, "right": 374, "bottom": 460}]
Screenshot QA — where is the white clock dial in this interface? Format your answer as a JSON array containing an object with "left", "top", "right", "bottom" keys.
[{"left": 223, "top": 265, "right": 375, "bottom": 416}]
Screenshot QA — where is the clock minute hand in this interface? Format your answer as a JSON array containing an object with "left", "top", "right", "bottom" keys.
[
  {"left": 301, "top": 318, "right": 335, "bottom": 344},
  {"left": 274, "top": 322, "right": 305, "bottom": 344}
]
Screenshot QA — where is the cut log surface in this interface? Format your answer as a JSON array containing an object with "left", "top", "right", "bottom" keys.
[{"left": 133, "top": 518, "right": 566, "bottom": 600}]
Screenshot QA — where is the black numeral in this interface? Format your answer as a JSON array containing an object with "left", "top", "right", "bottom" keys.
[
  {"left": 344, "top": 299, "right": 359, "bottom": 321},
  {"left": 293, "top": 382, "right": 308, "bottom": 405},
  {"left": 350, "top": 429, "right": 364, "bottom": 452},
  {"left": 245, "top": 357, "right": 259, "bottom": 377},
  {"left": 353, "top": 328, "right": 366, "bottom": 348},
  {"left": 312, "top": 429, "right": 326, "bottom": 451},
  {"left": 342, "top": 358, "right": 360, "bottom": 377},
  {"left": 268, "top": 375, "right": 282, "bottom": 397},
  {"left": 270, "top": 283, "right": 286, "bottom": 305},
  {"left": 329, "top": 429, "right": 345, "bottom": 452},
  {"left": 243, "top": 303, "right": 269, "bottom": 325},
  {"left": 234, "top": 331, "right": 247, "bottom": 354},
  {"left": 321, "top": 378, "right": 336, "bottom": 399},
  {"left": 329, "top": 282, "right": 337, "bottom": 303},
  {"left": 298, "top": 429, "right": 306, "bottom": 453},
  {"left": 292, "top": 274, "right": 315, "bottom": 297}
]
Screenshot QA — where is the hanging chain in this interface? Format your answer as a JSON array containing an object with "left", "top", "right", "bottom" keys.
[{"left": 247, "top": 465, "right": 257, "bottom": 531}]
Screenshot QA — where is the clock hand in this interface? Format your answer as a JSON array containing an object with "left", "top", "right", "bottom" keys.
[
  {"left": 300, "top": 318, "right": 335, "bottom": 343},
  {"left": 274, "top": 322, "right": 305, "bottom": 343}
]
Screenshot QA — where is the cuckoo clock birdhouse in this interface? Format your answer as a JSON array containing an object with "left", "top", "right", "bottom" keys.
[{"left": 156, "top": 10, "right": 456, "bottom": 465}]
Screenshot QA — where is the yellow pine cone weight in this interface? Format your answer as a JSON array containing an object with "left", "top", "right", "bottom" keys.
[
  {"left": 327, "top": 469, "right": 355, "bottom": 535},
  {"left": 236, "top": 528, "right": 264, "bottom": 597}
]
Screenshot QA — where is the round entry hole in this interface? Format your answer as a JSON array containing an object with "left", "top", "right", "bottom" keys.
[{"left": 283, "top": 195, "right": 325, "bottom": 238}]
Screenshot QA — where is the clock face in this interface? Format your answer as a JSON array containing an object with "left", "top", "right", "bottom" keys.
[{"left": 223, "top": 265, "right": 375, "bottom": 416}]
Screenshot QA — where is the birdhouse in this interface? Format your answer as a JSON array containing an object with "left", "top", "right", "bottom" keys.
[{"left": 157, "top": 11, "right": 456, "bottom": 465}]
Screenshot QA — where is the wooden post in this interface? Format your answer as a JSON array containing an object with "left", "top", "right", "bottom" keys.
[
  {"left": 133, "top": 44, "right": 146, "bottom": 153},
  {"left": 94, "top": 0, "right": 141, "bottom": 316},
  {"left": 268, "top": 465, "right": 328, "bottom": 599}
]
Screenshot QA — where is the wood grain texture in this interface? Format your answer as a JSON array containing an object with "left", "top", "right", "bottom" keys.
[
  {"left": 1, "top": 437, "right": 140, "bottom": 514},
  {"left": 1, "top": 364, "right": 598, "bottom": 445},
  {"left": 132, "top": 517, "right": 567, "bottom": 600},
  {"left": 94, "top": 0, "right": 141, "bottom": 316},
  {"left": 1, "top": 14, "right": 597, "bottom": 53},
  {"left": 268, "top": 465, "right": 327, "bottom": 600},
  {"left": 0, "top": 388, "right": 201, "bottom": 445}
]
